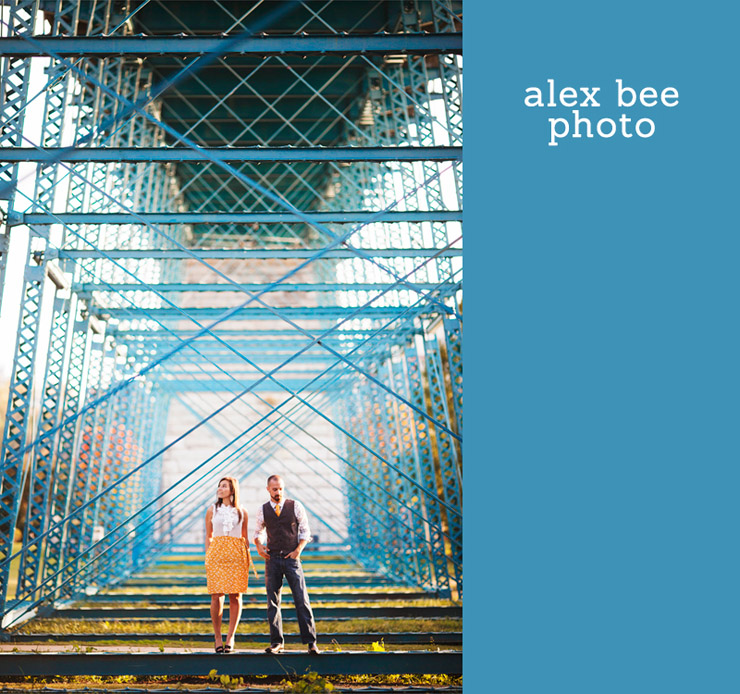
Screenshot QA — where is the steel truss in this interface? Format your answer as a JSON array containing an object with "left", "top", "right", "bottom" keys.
[{"left": 0, "top": 0, "right": 463, "bottom": 626}]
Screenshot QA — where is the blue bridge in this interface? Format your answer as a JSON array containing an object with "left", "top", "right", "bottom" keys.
[{"left": 0, "top": 0, "right": 462, "bottom": 683}]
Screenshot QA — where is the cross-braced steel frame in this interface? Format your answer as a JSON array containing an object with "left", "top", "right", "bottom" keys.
[{"left": 0, "top": 0, "right": 462, "bottom": 627}]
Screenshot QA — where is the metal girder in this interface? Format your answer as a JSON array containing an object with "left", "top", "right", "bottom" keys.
[
  {"left": 405, "top": 344, "right": 452, "bottom": 597},
  {"left": 95, "top": 306, "right": 443, "bottom": 319},
  {"left": 444, "top": 316, "right": 463, "bottom": 436},
  {"left": 341, "top": 397, "right": 376, "bottom": 570},
  {"left": 14, "top": 210, "right": 461, "bottom": 225},
  {"left": 424, "top": 336, "right": 462, "bottom": 595},
  {"left": 77, "top": 282, "right": 456, "bottom": 292},
  {"left": 0, "top": 0, "right": 35, "bottom": 199},
  {"left": 0, "top": 0, "right": 39, "bottom": 617},
  {"left": 0, "top": 146, "right": 462, "bottom": 163},
  {"left": 0, "top": 33, "right": 462, "bottom": 57},
  {"left": 58, "top": 248, "right": 461, "bottom": 259},
  {"left": 16, "top": 294, "right": 75, "bottom": 600},
  {"left": 113, "top": 328, "right": 418, "bottom": 338},
  {"left": 62, "top": 339, "right": 106, "bottom": 597},
  {"left": 0, "top": 651, "right": 463, "bottom": 677},
  {"left": 0, "top": 264, "right": 47, "bottom": 610},
  {"left": 385, "top": 357, "right": 435, "bottom": 589},
  {"left": 40, "top": 315, "right": 92, "bottom": 593},
  {"left": 9, "top": 630, "right": 462, "bottom": 644}
]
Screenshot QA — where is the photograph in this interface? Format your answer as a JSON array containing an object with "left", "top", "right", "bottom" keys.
[{"left": 0, "top": 1, "right": 463, "bottom": 691}]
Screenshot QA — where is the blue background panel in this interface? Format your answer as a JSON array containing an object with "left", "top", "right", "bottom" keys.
[{"left": 467, "top": 1, "right": 738, "bottom": 692}]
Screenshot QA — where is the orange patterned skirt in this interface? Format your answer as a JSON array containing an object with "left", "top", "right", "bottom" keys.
[{"left": 205, "top": 536, "right": 249, "bottom": 595}]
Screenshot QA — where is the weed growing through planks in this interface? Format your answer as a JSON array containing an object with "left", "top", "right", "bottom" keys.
[
  {"left": 281, "top": 671, "right": 334, "bottom": 693},
  {"left": 208, "top": 669, "right": 244, "bottom": 690}
]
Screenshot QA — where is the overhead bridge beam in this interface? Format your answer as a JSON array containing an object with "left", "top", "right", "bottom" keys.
[
  {"left": 0, "top": 146, "right": 461, "bottom": 163},
  {"left": 110, "top": 328, "right": 417, "bottom": 338},
  {"left": 0, "top": 33, "right": 462, "bottom": 57},
  {"left": 58, "top": 248, "right": 462, "bottom": 260},
  {"left": 96, "top": 306, "right": 440, "bottom": 319},
  {"left": 78, "top": 282, "right": 457, "bottom": 292},
  {"left": 14, "top": 210, "right": 461, "bottom": 225}
]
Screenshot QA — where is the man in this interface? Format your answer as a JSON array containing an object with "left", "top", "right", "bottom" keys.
[{"left": 253, "top": 474, "right": 320, "bottom": 654}]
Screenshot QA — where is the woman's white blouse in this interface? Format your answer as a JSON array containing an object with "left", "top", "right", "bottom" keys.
[{"left": 211, "top": 504, "right": 243, "bottom": 537}]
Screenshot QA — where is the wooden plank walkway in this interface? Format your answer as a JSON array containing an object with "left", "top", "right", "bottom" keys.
[
  {"left": 7, "top": 551, "right": 461, "bottom": 679},
  {"left": 49, "top": 606, "right": 461, "bottom": 620},
  {"left": 0, "top": 651, "right": 462, "bottom": 676},
  {"left": 6, "top": 631, "right": 461, "bottom": 645},
  {"left": 83, "top": 590, "right": 435, "bottom": 603},
  {"left": 123, "top": 575, "right": 398, "bottom": 587}
]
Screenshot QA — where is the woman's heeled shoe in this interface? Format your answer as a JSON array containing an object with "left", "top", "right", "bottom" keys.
[
  {"left": 215, "top": 645, "right": 225, "bottom": 653},
  {"left": 224, "top": 642, "right": 234, "bottom": 653}
]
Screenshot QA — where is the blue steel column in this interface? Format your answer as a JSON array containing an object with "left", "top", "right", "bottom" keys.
[
  {"left": 374, "top": 360, "right": 405, "bottom": 582},
  {"left": 93, "top": 382, "right": 132, "bottom": 587},
  {"left": 0, "top": 0, "right": 36, "bottom": 206},
  {"left": 38, "top": 1, "right": 114, "bottom": 599},
  {"left": 444, "top": 317, "right": 462, "bottom": 437},
  {"left": 366, "top": 360, "right": 411, "bottom": 583},
  {"left": 16, "top": 291, "right": 75, "bottom": 602},
  {"left": 134, "top": 391, "right": 170, "bottom": 568},
  {"left": 430, "top": 0, "right": 463, "bottom": 202},
  {"left": 424, "top": 336, "right": 462, "bottom": 595},
  {"left": 0, "top": 0, "right": 41, "bottom": 616},
  {"left": 0, "top": 262, "right": 47, "bottom": 611},
  {"left": 405, "top": 344, "right": 451, "bottom": 596},
  {"left": 16, "top": 1, "right": 94, "bottom": 599},
  {"left": 55, "top": 315, "right": 97, "bottom": 599},
  {"left": 124, "top": 378, "right": 153, "bottom": 578},
  {"left": 381, "top": 357, "right": 429, "bottom": 588},
  {"left": 341, "top": 391, "right": 374, "bottom": 567},
  {"left": 356, "top": 382, "right": 388, "bottom": 574},
  {"left": 4, "top": 2, "right": 80, "bottom": 602},
  {"left": 390, "top": 353, "right": 435, "bottom": 591},
  {"left": 41, "top": 313, "right": 92, "bottom": 593},
  {"left": 401, "top": 0, "right": 462, "bottom": 280},
  {"left": 94, "top": 348, "right": 154, "bottom": 585},
  {"left": 15, "top": 0, "right": 81, "bottom": 603},
  {"left": 63, "top": 334, "right": 105, "bottom": 596},
  {"left": 126, "top": 379, "right": 153, "bottom": 573},
  {"left": 79, "top": 337, "right": 118, "bottom": 590}
]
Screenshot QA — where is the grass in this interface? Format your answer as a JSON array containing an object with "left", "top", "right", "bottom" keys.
[
  {"left": 104, "top": 585, "right": 423, "bottom": 595},
  {"left": 17, "top": 617, "right": 461, "bottom": 635},
  {"left": 71, "top": 598, "right": 454, "bottom": 609},
  {"left": 0, "top": 673, "right": 462, "bottom": 689},
  {"left": 10, "top": 639, "right": 452, "bottom": 651}
]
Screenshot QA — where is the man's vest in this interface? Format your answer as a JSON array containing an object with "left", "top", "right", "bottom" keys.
[{"left": 262, "top": 499, "right": 298, "bottom": 553}]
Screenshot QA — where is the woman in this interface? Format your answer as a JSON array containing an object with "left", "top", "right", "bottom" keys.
[{"left": 205, "top": 476, "right": 250, "bottom": 653}]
